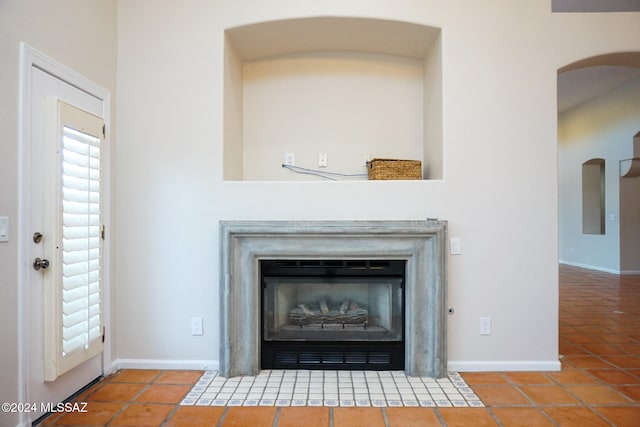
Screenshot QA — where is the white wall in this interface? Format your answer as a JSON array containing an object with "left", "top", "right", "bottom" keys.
[
  {"left": 113, "top": 1, "right": 640, "bottom": 373},
  {"left": 0, "top": 2, "right": 116, "bottom": 425},
  {"left": 559, "top": 77, "right": 640, "bottom": 273}
]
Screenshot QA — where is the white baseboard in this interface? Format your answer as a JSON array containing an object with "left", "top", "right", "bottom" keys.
[
  {"left": 110, "top": 358, "right": 560, "bottom": 375},
  {"left": 448, "top": 360, "right": 561, "bottom": 372},
  {"left": 559, "top": 260, "right": 620, "bottom": 275},
  {"left": 110, "top": 358, "right": 219, "bottom": 372}
]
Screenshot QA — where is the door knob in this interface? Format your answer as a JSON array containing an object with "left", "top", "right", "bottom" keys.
[{"left": 33, "top": 257, "right": 50, "bottom": 271}]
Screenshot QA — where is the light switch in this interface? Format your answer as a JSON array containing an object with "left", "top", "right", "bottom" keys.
[
  {"left": 0, "top": 217, "right": 8, "bottom": 242},
  {"left": 450, "top": 237, "right": 461, "bottom": 255}
]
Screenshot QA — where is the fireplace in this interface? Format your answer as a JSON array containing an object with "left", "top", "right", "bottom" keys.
[
  {"left": 219, "top": 220, "right": 447, "bottom": 378},
  {"left": 261, "top": 259, "right": 405, "bottom": 370}
]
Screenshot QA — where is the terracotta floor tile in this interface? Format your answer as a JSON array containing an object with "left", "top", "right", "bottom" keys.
[
  {"left": 600, "top": 334, "right": 634, "bottom": 344},
  {"left": 490, "top": 407, "right": 555, "bottom": 427},
  {"left": 333, "top": 407, "right": 386, "bottom": 427},
  {"left": 48, "top": 402, "right": 124, "bottom": 426},
  {"left": 109, "top": 403, "right": 174, "bottom": 427},
  {"left": 594, "top": 406, "right": 640, "bottom": 426},
  {"left": 617, "top": 343, "right": 640, "bottom": 356},
  {"left": 601, "top": 355, "right": 640, "bottom": 369},
  {"left": 221, "top": 407, "right": 277, "bottom": 427},
  {"left": 135, "top": 384, "right": 192, "bottom": 404},
  {"left": 439, "top": 408, "right": 498, "bottom": 427},
  {"left": 548, "top": 368, "right": 599, "bottom": 385},
  {"left": 277, "top": 407, "right": 329, "bottom": 427},
  {"left": 566, "top": 385, "right": 633, "bottom": 404},
  {"left": 109, "top": 369, "right": 162, "bottom": 383},
  {"left": 543, "top": 407, "right": 611, "bottom": 427},
  {"left": 472, "top": 385, "right": 531, "bottom": 406},
  {"left": 165, "top": 406, "right": 226, "bottom": 427},
  {"left": 504, "top": 372, "right": 553, "bottom": 385},
  {"left": 580, "top": 342, "right": 626, "bottom": 355},
  {"left": 385, "top": 407, "right": 440, "bottom": 426},
  {"left": 562, "top": 356, "right": 615, "bottom": 369},
  {"left": 154, "top": 370, "right": 204, "bottom": 385},
  {"left": 617, "top": 385, "right": 640, "bottom": 401},
  {"left": 519, "top": 385, "right": 579, "bottom": 405},
  {"left": 460, "top": 372, "right": 508, "bottom": 385},
  {"left": 86, "top": 383, "right": 146, "bottom": 402},
  {"left": 559, "top": 341, "right": 589, "bottom": 355},
  {"left": 587, "top": 369, "right": 640, "bottom": 385}
]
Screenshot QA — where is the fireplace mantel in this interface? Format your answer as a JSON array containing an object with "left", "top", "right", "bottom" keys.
[{"left": 219, "top": 220, "right": 448, "bottom": 378}]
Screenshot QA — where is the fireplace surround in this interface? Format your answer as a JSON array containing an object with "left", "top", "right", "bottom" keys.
[{"left": 219, "top": 220, "right": 447, "bottom": 378}]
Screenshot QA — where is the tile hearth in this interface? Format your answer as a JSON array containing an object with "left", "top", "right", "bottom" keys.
[{"left": 181, "top": 370, "right": 483, "bottom": 408}]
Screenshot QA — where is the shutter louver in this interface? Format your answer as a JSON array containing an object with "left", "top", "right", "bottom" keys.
[{"left": 60, "top": 126, "right": 102, "bottom": 357}]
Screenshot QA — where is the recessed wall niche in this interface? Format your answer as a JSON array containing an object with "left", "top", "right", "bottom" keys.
[{"left": 223, "top": 17, "right": 442, "bottom": 181}]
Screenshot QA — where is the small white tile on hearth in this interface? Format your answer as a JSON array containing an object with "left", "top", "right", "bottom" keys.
[
  {"left": 180, "top": 398, "right": 196, "bottom": 406},
  {"left": 355, "top": 400, "right": 371, "bottom": 407},
  {"left": 324, "top": 399, "right": 339, "bottom": 407},
  {"left": 339, "top": 400, "right": 354, "bottom": 407},
  {"left": 468, "top": 400, "right": 485, "bottom": 407},
  {"left": 370, "top": 394, "right": 385, "bottom": 401},
  {"left": 291, "top": 399, "right": 307, "bottom": 406},
  {"left": 436, "top": 400, "right": 452, "bottom": 407},
  {"left": 419, "top": 400, "right": 436, "bottom": 407},
  {"left": 324, "top": 393, "right": 338, "bottom": 400},
  {"left": 308, "top": 393, "right": 323, "bottom": 400},
  {"left": 452, "top": 400, "right": 469, "bottom": 407},
  {"left": 195, "top": 398, "right": 213, "bottom": 406},
  {"left": 227, "top": 399, "right": 244, "bottom": 406},
  {"left": 186, "top": 392, "right": 203, "bottom": 399},
  {"left": 276, "top": 399, "right": 291, "bottom": 406},
  {"left": 402, "top": 400, "right": 419, "bottom": 407},
  {"left": 216, "top": 393, "right": 233, "bottom": 399},
  {"left": 371, "top": 400, "right": 387, "bottom": 407},
  {"left": 243, "top": 399, "right": 259, "bottom": 406},
  {"left": 387, "top": 400, "right": 403, "bottom": 407},
  {"left": 262, "top": 393, "right": 278, "bottom": 400},
  {"left": 307, "top": 399, "right": 323, "bottom": 406},
  {"left": 191, "top": 386, "right": 206, "bottom": 393},
  {"left": 259, "top": 399, "right": 275, "bottom": 406},
  {"left": 463, "top": 393, "right": 481, "bottom": 401}
]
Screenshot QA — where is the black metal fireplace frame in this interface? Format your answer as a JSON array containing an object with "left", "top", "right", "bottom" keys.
[{"left": 260, "top": 259, "right": 406, "bottom": 370}]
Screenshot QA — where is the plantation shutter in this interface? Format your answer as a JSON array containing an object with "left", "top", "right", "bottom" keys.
[{"left": 46, "top": 101, "right": 104, "bottom": 379}]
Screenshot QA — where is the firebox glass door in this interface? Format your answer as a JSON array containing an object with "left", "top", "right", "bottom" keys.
[{"left": 263, "top": 278, "right": 403, "bottom": 342}]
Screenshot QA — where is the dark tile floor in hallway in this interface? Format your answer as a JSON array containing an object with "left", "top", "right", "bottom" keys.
[{"left": 41, "top": 265, "right": 640, "bottom": 426}]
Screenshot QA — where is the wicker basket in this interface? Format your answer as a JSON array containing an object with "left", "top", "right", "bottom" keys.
[{"left": 367, "top": 158, "right": 422, "bottom": 180}]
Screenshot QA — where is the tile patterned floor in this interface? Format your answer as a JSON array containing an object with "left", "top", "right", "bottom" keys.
[
  {"left": 41, "top": 265, "right": 640, "bottom": 426},
  {"left": 181, "top": 370, "right": 483, "bottom": 408}
]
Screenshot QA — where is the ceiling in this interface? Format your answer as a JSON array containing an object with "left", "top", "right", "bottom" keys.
[{"left": 557, "top": 66, "right": 640, "bottom": 112}]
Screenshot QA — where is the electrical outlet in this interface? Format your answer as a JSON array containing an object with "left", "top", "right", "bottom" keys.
[
  {"left": 479, "top": 317, "right": 491, "bottom": 335},
  {"left": 191, "top": 317, "right": 203, "bottom": 336},
  {"left": 318, "top": 153, "right": 328, "bottom": 168},
  {"left": 284, "top": 153, "right": 295, "bottom": 166}
]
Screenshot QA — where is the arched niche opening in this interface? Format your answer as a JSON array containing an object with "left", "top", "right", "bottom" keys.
[{"left": 223, "top": 17, "right": 442, "bottom": 181}]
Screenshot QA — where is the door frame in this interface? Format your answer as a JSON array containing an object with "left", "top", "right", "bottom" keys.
[{"left": 17, "top": 43, "right": 112, "bottom": 426}]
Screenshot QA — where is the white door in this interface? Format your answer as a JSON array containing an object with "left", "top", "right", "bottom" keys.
[{"left": 27, "top": 66, "right": 105, "bottom": 422}]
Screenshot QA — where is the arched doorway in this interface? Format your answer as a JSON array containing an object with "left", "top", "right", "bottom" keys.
[{"left": 558, "top": 52, "right": 640, "bottom": 274}]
